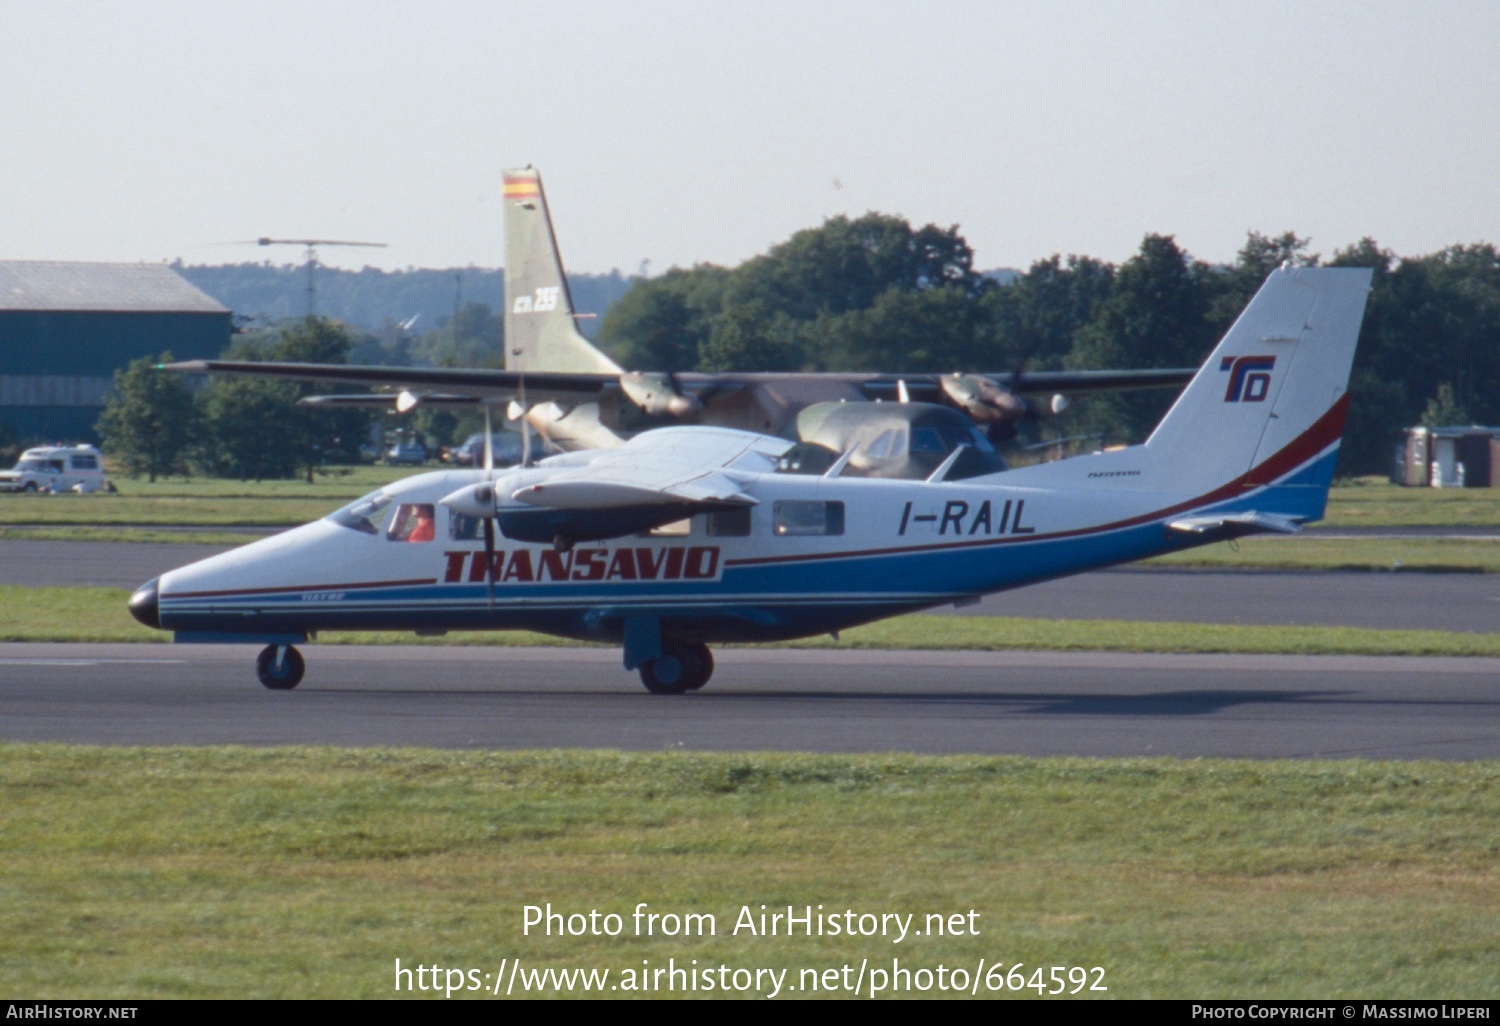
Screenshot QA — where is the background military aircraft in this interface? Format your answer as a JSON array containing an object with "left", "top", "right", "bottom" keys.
[{"left": 168, "top": 167, "right": 1194, "bottom": 463}]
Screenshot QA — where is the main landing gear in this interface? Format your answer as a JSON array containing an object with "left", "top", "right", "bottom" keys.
[
  {"left": 638, "top": 641, "right": 714, "bottom": 695},
  {"left": 256, "top": 644, "right": 305, "bottom": 690}
]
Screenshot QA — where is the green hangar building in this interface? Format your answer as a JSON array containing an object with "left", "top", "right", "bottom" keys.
[{"left": 0, "top": 261, "right": 232, "bottom": 443}]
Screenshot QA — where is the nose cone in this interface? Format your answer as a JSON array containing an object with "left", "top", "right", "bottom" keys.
[
  {"left": 128, "top": 578, "right": 161, "bottom": 630},
  {"left": 439, "top": 482, "right": 495, "bottom": 518},
  {"left": 666, "top": 393, "right": 702, "bottom": 419}
]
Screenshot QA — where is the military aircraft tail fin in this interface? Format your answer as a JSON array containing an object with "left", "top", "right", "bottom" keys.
[
  {"left": 503, "top": 167, "right": 623, "bottom": 375},
  {"left": 1140, "top": 265, "right": 1372, "bottom": 515}
]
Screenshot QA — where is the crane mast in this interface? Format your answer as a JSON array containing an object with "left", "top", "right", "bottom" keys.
[{"left": 255, "top": 237, "right": 387, "bottom": 318}]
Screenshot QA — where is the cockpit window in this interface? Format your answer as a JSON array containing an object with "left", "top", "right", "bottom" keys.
[
  {"left": 388, "top": 503, "right": 437, "bottom": 543},
  {"left": 910, "top": 427, "right": 947, "bottom": 454},
  {"left": 327, "top": 490, "right": 394, "bottom": 535}
]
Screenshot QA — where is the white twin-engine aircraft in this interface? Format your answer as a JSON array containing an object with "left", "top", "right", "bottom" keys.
[{"left": 129, "top": 267, "right": 1372, "bottom": 694}]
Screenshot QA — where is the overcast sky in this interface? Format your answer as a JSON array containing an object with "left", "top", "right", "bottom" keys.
[{"left": 2, "top": 1, "right": 1496, "bottom": 275}]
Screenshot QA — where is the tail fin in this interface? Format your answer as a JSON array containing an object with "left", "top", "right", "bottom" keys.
[
  {"left": 1141, "top": 265, "right": 1372, "bottom": 514},
  {"left": 502, "top": 167, "right": 622, "bottom": 375}
]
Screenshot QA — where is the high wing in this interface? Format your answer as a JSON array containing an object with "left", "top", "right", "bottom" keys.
[
  {"left": 162, "top": 359, "right": 620, "bottom": 406},
  {"left": 441, "top": 426, "right": 789, "bottom": 546},
  {"left": 163, "top": 359, "right": 1192, "bottom": 406}
]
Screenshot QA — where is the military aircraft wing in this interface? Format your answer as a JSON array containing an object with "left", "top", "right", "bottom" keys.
[
  {"left": 162, "top": 360, "right": 620, "bottom": 406},
  {"left": 1015, "top": 367, "right": 1195, "bottom": 394},
  {"left": 167, "top": 360, "right": 1190, "bottom": 405},
  {"left": 298, "top": 393, "right": 485, "bottom": 408}
]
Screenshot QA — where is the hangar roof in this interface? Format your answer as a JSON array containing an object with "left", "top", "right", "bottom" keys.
[{"left": 0, "top": 261, "right": 228, "bottom": 314}]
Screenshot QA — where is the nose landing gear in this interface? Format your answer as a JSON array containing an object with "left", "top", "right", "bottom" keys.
[
  {"left": 638, "top": 641, "right": 714, "bottom": 695},
  {"left": 256, "top": 644, "right": 305, "bottom": 690}
]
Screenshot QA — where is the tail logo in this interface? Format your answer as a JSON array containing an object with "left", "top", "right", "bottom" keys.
[
  {"left": 1221, "top": 355, "right": 1276, "bottom": 402},
  {"left": 513, "top": 287, "right": 561, "bottom": 315}
]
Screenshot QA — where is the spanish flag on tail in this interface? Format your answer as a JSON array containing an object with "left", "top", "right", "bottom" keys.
[{"left": 503, "top": 174, "right": 541, "bottom": 200}]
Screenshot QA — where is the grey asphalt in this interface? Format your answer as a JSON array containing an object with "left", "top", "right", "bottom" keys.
[
  {"left": 5, "top": 538, "right": 1498, "bottom": 633},
  {"left": 2, "top": 644, "right": 1496, "bottom": 760}
]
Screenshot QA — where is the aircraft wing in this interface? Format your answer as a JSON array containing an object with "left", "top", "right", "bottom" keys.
[
  {"left": 167, "top": 360, "right": 1191, "bottom": 402},
  {"left": 163, "top": 360, "right": 619, "bottom": 405},
  {"left": 850, "top": 367, "right": 1195, "bottom": 402},
  {"left": 166, "top": 359, "right": 1195, "bottom": 446},
  {"left": 968, "top": 368, "right": 1193, "bottom": 395},
  {"left": 512, "top": 428, "right": 784, "bottom": 509},
  {"left": 299, "top": 393, "right": 485, "bottom": 408},
  {"left": 443, "top": 427, "right": 791, "bottom": 545}
]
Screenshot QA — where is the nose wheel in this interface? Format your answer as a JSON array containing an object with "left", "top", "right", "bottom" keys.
[
  {"left": 638, "top": 641, "right": 713, "bottom": 694},
  {"left": 256, "top": 645, "right": 305, "bottom": 690}
]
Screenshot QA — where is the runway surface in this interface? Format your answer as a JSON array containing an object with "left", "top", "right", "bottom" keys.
[
  {"left": 5, "top": 539, "right": 1499, "bottom": 633},
  {"left": 3, "top": 643, "right": 1497, "bottom": 760}
]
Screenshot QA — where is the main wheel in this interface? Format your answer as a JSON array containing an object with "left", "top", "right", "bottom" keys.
[
  {"left": 681, "top": 643, "right": 714, "bottom": 691},
  {"left": 256, "top": 644, "right": 305, "bottom": 690},
  {"left": 638, "top": 641, "right": 714, "bottom": 694}
]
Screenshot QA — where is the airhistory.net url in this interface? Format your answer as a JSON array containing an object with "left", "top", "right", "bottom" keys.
[{"left": 394, "top": 957, "right": 1108, "bottom": 998}]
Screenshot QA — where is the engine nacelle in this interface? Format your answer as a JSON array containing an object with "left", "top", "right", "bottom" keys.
[
  {"left": 620, "top": 372, "right": 701, "bottom": 419},
  {"left": 938, "top": 374, "right": 1031, "bottom": 425}
]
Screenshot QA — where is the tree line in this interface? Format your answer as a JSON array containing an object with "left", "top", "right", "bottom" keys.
[
  {"left": 96, "top": 302, "right": 514, "bottom": 481},
  {"left": 101, "top": 215, "right": 1500, "bottom": 480},
  {"left": 599, "top": 215, "right": 1500, "bottom": 476}
]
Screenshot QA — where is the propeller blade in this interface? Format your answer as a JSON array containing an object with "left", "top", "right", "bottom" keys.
[
  {"left": 483, "top": 515, "right": 496, "bottom": 609},
  {"left": 482, "top": 404, "right": 494, "bottom": 476},
  {"left": 519, "top": 374, "right": 532, "bottom": 466}
]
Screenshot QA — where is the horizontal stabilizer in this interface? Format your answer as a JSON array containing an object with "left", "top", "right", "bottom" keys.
[{"left": 1167, "top": 512, "right": 1302, "bottom": 538}]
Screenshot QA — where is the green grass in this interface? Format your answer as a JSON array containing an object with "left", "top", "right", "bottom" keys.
[
  {"left": 1325, "top": 477, "right": 1500, "bottom": 527},
  {"left": 1, "top": 745, "right": 1496, "bottom": 998},
  {"left": 6, "top": 585, "right": 1500, "bottom": 656},
  {"left": 0, "top": 527, "right": 268, "bottom": 545},
  {"left": 0, "top": 465, "right": 407, "bottom": 527},
  {"left": 1146, "top": 535, "right": 1500, "bottom": 572}
]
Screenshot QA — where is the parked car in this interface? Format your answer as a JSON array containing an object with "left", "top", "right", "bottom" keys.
[
  {"left": 0, "top": 444, "right": 107, "bottom": 493},
  {"left": 384, "top": 440, "right": 429, "bottom": 466},
  {"left": 451, "top": 432, "right": 525, "bottom": 467}
]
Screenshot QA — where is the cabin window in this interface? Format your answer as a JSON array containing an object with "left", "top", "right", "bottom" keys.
[
  {"left": 70, "top": 455, "right": 98, "bottom": 470},
  {"left": 773, "top": 500, "right": 845, "bottom": 536},
  {"left": 645, "top": 518, "right": 692, "bottom": 538},
  {"left": 707, "top": 507, "right": 752, "bottom": 537},
  {"left": 450, "top": 513, "right": 483, "bottom": 541},
  {"left": 327, "top": 490, "right": 394, "bottom": 535},
  {"left": 387, "top": 503, "right": 437, "bottom": 543}
]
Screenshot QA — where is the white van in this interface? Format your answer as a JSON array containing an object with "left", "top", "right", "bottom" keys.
[{"left": 0, "top": 444, "right": 107, "bottom": 493}]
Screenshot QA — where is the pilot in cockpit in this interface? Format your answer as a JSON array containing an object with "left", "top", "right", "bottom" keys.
[{"left": 388, "top": 503, "right": 436, "bottom": 543}]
